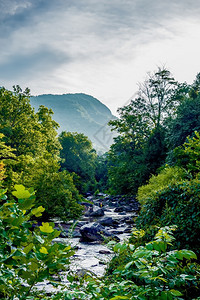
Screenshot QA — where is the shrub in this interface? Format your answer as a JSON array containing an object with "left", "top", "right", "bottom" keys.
[
  {"left": 136, "top": 179, "right": 200, "bottom": 257},
  {"left": 137, "top": 166, "right": 186, "bottom": 205},
  {"left": 71, "top": 226, "right": 200, "bottom": 299},
  {"left": 174, "top": 131, "right": 200, "bottom": 176},
  {"left": 0, "top": 184, "right": 75, "bottom": 299}
]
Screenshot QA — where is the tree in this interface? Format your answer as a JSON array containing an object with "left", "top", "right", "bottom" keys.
[
  {"left": 166, "top": 95, "right": 200, "bottom": 150},
  {"left": 59, "top": 131, "right": 97, "bottom": 194},
  {"left": 95, "top": 153, "right": 109, "bottom": 192},
  {"left": 166, "top": 73, "right": 200, "bottom": 150},
  {"left": 189, "top": 72, "right": 200, "bottom": 99},
  {"left": 0, "top": 86, "right": 61, "bottom": 158},
  {"left": 12, "top": 153, "right": 83, "bottom": 221},
  {"left": 109, "top": 67, "right": 180, "bottom": 137},
  {"left": 0, "top": 133, "right": 16, "bottom": 161},
  {"left": 108, "top": 135, "right": 145, "bottom": 194},
  {"left": 107, "top": 67, "right": 181, "bottom": 194},
  {"left": 0, "top": 86, "right": 82, "bottom": 220}
]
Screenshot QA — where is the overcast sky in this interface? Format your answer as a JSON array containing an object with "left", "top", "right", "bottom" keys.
[{"left": 1, "top": 0, "right": 200, "bottom": 114}]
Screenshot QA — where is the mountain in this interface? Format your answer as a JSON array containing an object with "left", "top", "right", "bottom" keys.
[{"left": 30, "top": 93, "right": 117, "bottom": 152}]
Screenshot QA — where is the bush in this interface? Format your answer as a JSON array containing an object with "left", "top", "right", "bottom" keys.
[
  {"left": 136, "top": 179, "right": 200, "bottom": 257},
  {"left": 137, "top": 166, "right": 186, "bottom": 205},
  {"left": 71, "top": 226, "right": 200, "bottom": 299},
  {"left": 6, "top": 153, "right": 83, "bottom": 221},
  {"left": 174, "top": 131, "right": 200, "bottom": 176},
  {"left": 0, "top": 184, "right": 75, "bottom": 299}
]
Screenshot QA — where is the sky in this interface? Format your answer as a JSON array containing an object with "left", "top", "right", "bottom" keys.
[{"left": 0, "top": 0, "right": 200, "bottom": 115}]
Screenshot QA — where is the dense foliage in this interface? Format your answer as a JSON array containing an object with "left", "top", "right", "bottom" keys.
[
  {"left": 60, "top": 227, "right": 200, "bottom": 300},
  {"left": 107, "top": 68, "right": 200, "bottom": 196},
  {"left": 59, "top": 131, "right": 97, "bottom": 194},
  {"left": 95, "top": 153, "right": 109, "bottom": 193},
  {"left": 0, "top": 86, "right": 83, "bottom": 220},
  {"left": 136, "top": 132, "right": 200, "bottom": 256},
  {"left": 107, "top": 67, "right": 183, "bottom": 194},
  {"left": 1, "top": 185, "right": 199, "bottom": 300},
  {"left": 166, "top": 73, "right": 200, "bottom": 150},
  {"left": 137, "top": 166, "right": 186, "bottom": 205},
  {"left": 136, "top": 180, "right": 200, "bottom": 256},
  {"left": 0, "top": 182, "right": 75, "bottom": 299}
]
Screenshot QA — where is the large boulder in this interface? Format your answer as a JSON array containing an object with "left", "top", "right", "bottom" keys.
[
  {"left": 99, "top": 216, "right": 119, "bottom": 227},
  {"left": 90, "top": 208, "right": 104, "bottom": 217},
  {"left": 80, "top": 222, "right": 111, "bottom": 242},
  {"left": 85, "top": 206, "right": 105, "bottom": 217}
]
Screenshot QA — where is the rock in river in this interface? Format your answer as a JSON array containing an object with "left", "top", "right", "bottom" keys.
[
  {"left": 79, "top": 222, "right": 111, "bottom": 242},
  {"left": 99, "top": 216, "right": 119, "bottom": 227}
]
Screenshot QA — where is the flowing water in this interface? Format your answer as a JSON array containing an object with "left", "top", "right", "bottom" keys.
[
  {"left": 36, "top": 205, "right": 137, "bottom": 293},
  {"left": 55, "top": 208, "right": 133, "bottom": 276}
]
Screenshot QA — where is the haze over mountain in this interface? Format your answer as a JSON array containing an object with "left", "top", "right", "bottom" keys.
[{"left": 31, "top": 93, "right": 117, "bottom": 152}]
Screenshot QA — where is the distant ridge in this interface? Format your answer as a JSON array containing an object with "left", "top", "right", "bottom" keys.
[{"left": 31, "top": 93, "right": 117, "bottom": 152}]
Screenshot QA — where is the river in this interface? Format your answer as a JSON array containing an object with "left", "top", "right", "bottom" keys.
[{"left": 36, "top": 195, "right": 139, "bottom": 293}]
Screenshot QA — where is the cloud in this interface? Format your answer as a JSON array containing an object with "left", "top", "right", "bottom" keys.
[
  {"left": 0, "top": 0, "right": 200, "bottom": 113},
  {"left": 0, "top": 47, "right": 69, "bottom": 80}
]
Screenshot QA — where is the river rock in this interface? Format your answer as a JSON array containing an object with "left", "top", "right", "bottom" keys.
[
  {"left": 99, "top": 250, "right": 112, "bottom": 254},
  {"left": 89, "top": 208, "right": 105, "bottom": 217},
  {"left": 99, "top": 216, "right": 119, "bottom": 227},
  {"left": 72, "top": 231, "right": 82, "bottom": 238},
  {"left": 114, "top": 206, "right": 125, "bottom": 212},
  {"left": 124, "top": 217, "right": 135, "bottom": 224},
  {"left": 80, "top": 222, "right": 111, "bottom": 242}
]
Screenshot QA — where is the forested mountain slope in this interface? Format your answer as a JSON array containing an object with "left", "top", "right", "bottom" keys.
[{"left": 31, "top": 93, "right": 117, "bottom": 152}]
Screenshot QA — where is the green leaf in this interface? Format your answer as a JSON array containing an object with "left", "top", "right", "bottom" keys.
[
  {"left": 170, "top": 289, "right": 182, "bottom": 296},
  {"left": 179, "top": 250, "right": 197, "bottom": 260},
  {"left": 12, "top": 216, "right": 24, "bottom": 226},
  {"left": 159, "top": 241, "right": 167, "bottom": 252},
  {"left": 110, "top": 296, "right": 129, "bottom": 300},
  {"left": 29, "top": 261, "right": 39, "bottom": 271},
  {"left": 146, "top": 243, "right": 154, "bottom": 250},
  {"left": 20, "top": 199, "right": 35, "bottom": 210},
  {"left": 23, "top": 243, "right": 34, "bottom": 254},
  {"left": 12, "top": 185, "right": 31, "bottom": 199},
  {"left": 33, "top": 233, "right": 44, "bottom": 244},
  {"left": 31, "top": 206, "right": 45, "bottom": 217},
  {"left": 129, "top": 244, "right": 135, "bottom": 251},
  {"left": 39, "top": 222, "right": 54, "bottom": 233},
  {"left": 152, "top": 241, "right": 161, "bottom": 251},
  {"left": 125, "top": 261, "right": 134, "bottom": 269},
  {"left": 113, "top": 243, "right": 127, "bottom": 253},
  {"left": 175, "top": 250, "right": 184, "bottom": 260},
  {"left": 132, "top": 248, "right": 151, "bottom": 258},
  {"left": 160, "top": 291, "right": 168, "bottom": 300}
]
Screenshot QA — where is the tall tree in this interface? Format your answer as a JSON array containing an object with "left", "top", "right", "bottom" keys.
[
  {"left": 95, "top": 153, "right": 109, "bottom": 192},
  {"left": 110, "top": 67, "right": 180, "bottom": 136},
  {"left": 0, "top": 86, "right": 82, "bottom": 220},
  {"left": 166, "top": 73, "right": 200, "bottom": 150},
  {"left": 0, "top": 86, "right": 60, "bottom": 157},
  {"left": 108, "top": 67, "right": 183, "bottom": 194},
  {"left": 59, "top": 131, "right": 97, "bottom": 194}
]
